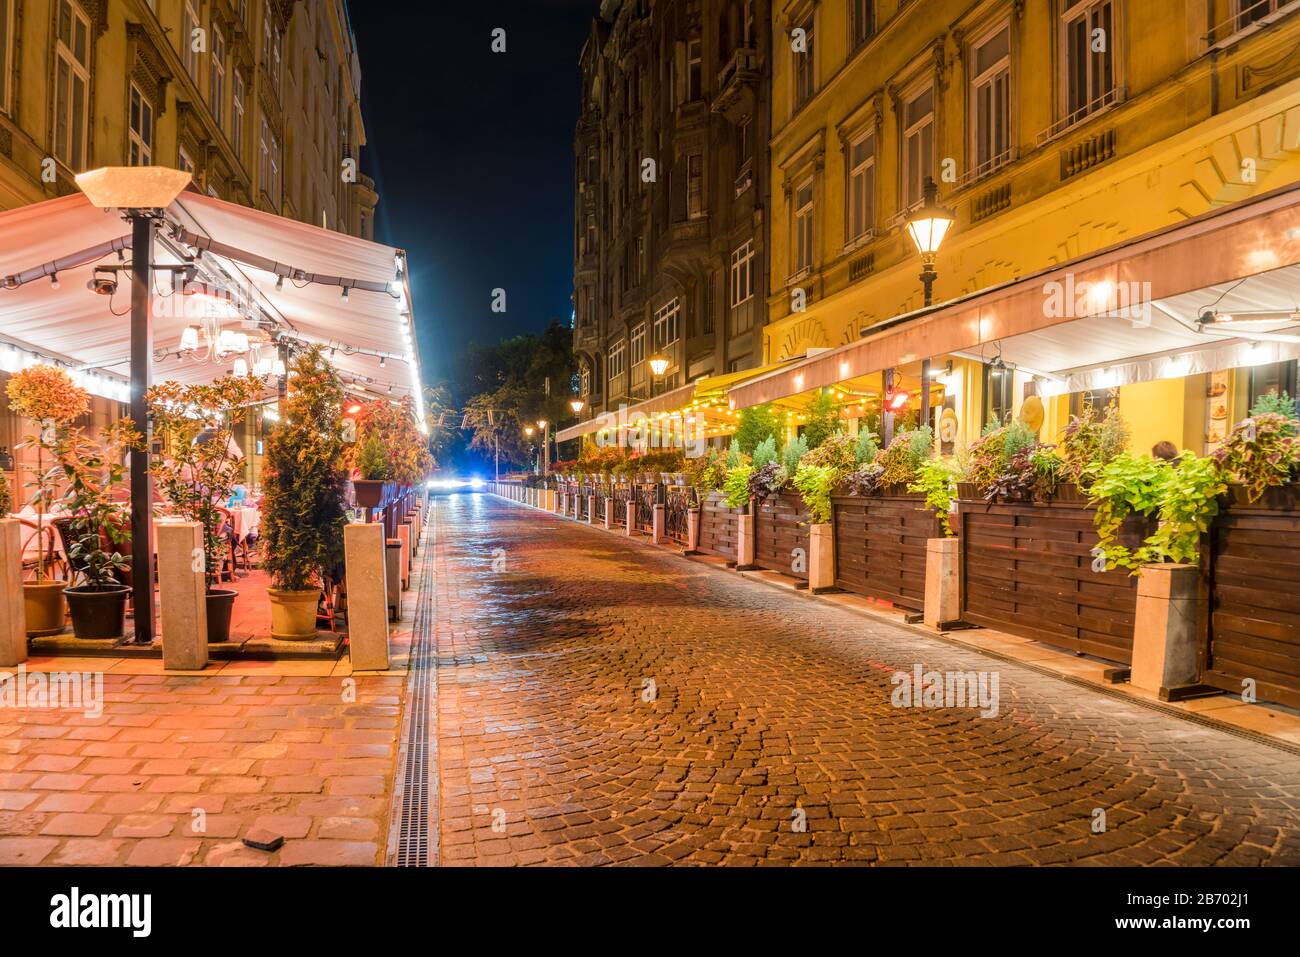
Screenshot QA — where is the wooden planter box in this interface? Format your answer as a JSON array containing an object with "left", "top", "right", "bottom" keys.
[
  {"left": 1205, "top": 483, "right": 1300, "bottom": 709},
  {"left": 754, "top": 491, "right": 810, "bottom": 581},
  {"left": 956, "top": 484, "right": 1151, "bottom": 664},
  {"left": 698, "top": 491, "right": 740, "bottom": 561},
  {"left": 831, "top": 486, "right": 942, "bottom": 612}
]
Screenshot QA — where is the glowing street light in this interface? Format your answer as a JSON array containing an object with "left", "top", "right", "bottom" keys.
[
  {"left": 570, "top": 398, "right": 585, "bottom": 415},
  {"left": 905, "top": 177, "right": 955, "bottom": 307},
  {"left": 648, "top": 355, "right": 669, "bottom": 377}
]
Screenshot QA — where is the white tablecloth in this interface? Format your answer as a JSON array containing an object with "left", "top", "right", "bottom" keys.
[{"left": 230, "top": 507, "right": 261, "bottom": 540}]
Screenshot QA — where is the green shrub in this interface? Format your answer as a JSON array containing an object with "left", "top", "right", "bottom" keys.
[
  {"left": 801, "top": 392, "right": 839, "bottom": 450},
  {"left": 792, "top": 464, "right": 837, "bottom": 524},
  {"left": 854, "top": 428, "right": 879, "bottom": 464},
  {"left": 751, "top": 436, "right": 778, "bottom": 469},
  {"left": 733, "top": 404, "right": 780, "bottom": 455},
  {"left": 781, "top": 434, "right": 808, "bottom": 475},
  {"left": 1250, "top": 391, "right": 1299, "bottom": 422},
  {"left": 723, "top": 465, "right": 754, "bottom": 508},
  {"left": 908, "top": 457, "right": 961, "bottom": 536}
]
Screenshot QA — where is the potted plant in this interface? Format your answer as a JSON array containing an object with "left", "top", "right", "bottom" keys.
[
  {"left": 260, "top": 346, "right": 348, "bottom": 641},
  {"left": 6, "top": 365, "right": 90, "bottom": 637},
  {"left": 56, "top": 420, "right": 139, "bottom": 640},
  {"left": 352, "top": 429, "right": 390, "bottom": 513},
  {"left": 148, "top": 375, "right": 263, "bottom": 644}
]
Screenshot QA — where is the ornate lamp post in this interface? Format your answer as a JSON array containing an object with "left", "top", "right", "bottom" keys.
[{"left": 905, "top": 176, "right": 956, "bottom": 435}]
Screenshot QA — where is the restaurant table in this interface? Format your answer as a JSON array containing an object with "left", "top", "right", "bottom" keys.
[{"left": 230, "top": 506, "right": 261, "bottom": 541}]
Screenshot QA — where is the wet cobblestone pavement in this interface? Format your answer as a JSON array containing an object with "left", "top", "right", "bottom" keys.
[{"left": 432, "top": 493, "right": 1300, "bottom": 866}]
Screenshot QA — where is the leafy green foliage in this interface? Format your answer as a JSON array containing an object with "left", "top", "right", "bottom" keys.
[
  {"left": 1058, "top": 403, "right": 1129, "bottom": 488},
  {"left": 1249, "top": 391, "right": 1299, "bottom": 421},
  {"left": 733, "top": 404, "right": 781, "bottom": 455},
  {"left": 357, "top": 431, "right": 390, "bottom": 481},
  {"left": 801, "top": 432, "right": 857, "bottom": 474},
  {"left": 1142, "top": 453, "right": 1227, "bottom": 566},
  {"left": 965, "top": 419, "right": 1038, "bottom": 492},
  {"left": 854, "top": 428, "right": 879, "bottom": 464},
  {"left": 751, "top": 436, "right": 778, "bottom": 469},
  {"left": 0, "top": 471, "right": 10, "bottom": 516},
  {"left": 725, "top": 440, "right": 745, "bottom": 469},
  {"left": 876, "top": 428, "right": 931, "bottom": 487},
  {"left": 261, "top": 346, "right": 349, "bottom": 593},
  {"left": 683, "top": 447, "right": 730, "bottom": 495},
  {"left": 801, "top": 391, "right": 839, "bottom": 450},
  {"left": 723, "top": 464, "right": 754, "bottom": 509},
  {"left": 1212, "top": 412, "right": 1300, "bottom": 502},
  {"left": 792, "top": 464, "right": 837, "bottom": 524},
  {"left": 54, "top": 420, "right": 140, "bottom": 590},
  {"left": 1087, "top": 454, "right": 1170, "bottom": 572},
  {"left": 781, "top": 434, "right": 808, "bottom": 475},
  {"left": 907, "top": 457, "right": 961, "bottom": 536}
]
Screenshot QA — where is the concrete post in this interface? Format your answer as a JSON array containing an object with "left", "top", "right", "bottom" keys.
[
  {"left": 588, "top": 494, "right": 598, "bottom": 524},
  {"left": 687, "top": 508, "right": 700, "bottom": 552},
  {"left": 385, "top": 539, "right": 402, "bottom": 621},
  {"left": 157, "top": 522, "right": 207, "bottom": 671},
  {"left": 1131, "top": 564, "right": 1204, "bottom": 696},
  {"left": 736, "top": 510, "right": 755, "bottom": 569},
  {"left": 344, "top": 523, "right": 389, "bottom": 671},
  {"left": 0, "top": 519, "right": 27, "bottom": 668},
  {"left": 396, "top": 523, "right": 411, "bottom": 590},
  {"left": 604, "top": 497, "right": 613, "bottom": 529},
  {"left": 652, "top": 504, "right": 666, "bottom": 543},
  {"left": 546, "top": 489, "right": 557, "bottom": 512},
  {"left": 625, "top": 500, "right": 635, "bottom": 536},
  {"left": 923, "top": 538, "right": 962, "bottom": 629},
  {"left": 808, "top": 523, "right": 835, "bottom": 592}
]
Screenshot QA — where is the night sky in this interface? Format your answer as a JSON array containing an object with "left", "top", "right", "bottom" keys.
[{"left": 349, "top": 0, "right": 596, "bottom": 389}]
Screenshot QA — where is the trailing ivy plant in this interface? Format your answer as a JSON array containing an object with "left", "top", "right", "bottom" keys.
[
  {"left": 907, "top": 457, "right": 961, "bottom": 536},
  {"left": 1087, "top": 454, "right": 1170, "bottom": 573},
  {"left": 1141, "top": 453, "right": 1226, "bottom": 566},
  {"left": 723, "top": 464, "right": 754, "bottom": 509},
  {"left": 791, "top": 464, "right": 837, "bottom": 524}
]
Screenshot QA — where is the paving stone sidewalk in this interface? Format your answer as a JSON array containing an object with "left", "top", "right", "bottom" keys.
[{"left": 434, "top": 494, "right": 1300, "bottom": 866}]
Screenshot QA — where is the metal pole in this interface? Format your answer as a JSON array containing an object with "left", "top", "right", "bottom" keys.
[
  {"left": 494, "top": 431, "right": 499, "bottom": 480},
  {"left": 882, "top": 367, "right": 895, "bottom": 449},
  {"left": 920, "top": 358, "right": 931, "bottom": 435},
  {"left": 129, "top": 212, "right": 156, "bottom": 645}
]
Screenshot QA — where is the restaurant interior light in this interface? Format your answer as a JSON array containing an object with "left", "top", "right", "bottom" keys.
[
  {"left": 232, "top": 358, "right": 249, "bottom": 377},
  {"left": 179, "top": 325, "right": 201, "bottom": 352}
]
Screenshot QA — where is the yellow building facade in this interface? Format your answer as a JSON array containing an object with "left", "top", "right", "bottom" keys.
[{"left": 765, "top": 0, "right": 1300, "bottom": 448}]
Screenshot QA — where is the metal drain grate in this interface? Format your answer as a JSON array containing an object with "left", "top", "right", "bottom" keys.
[{"left": 386, "top": 505, "right": 439, "bottom": 866}]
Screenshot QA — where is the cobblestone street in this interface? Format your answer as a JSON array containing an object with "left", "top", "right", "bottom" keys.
[{"left": 433, "top": 493, "right": 1300, "bottom": 866}]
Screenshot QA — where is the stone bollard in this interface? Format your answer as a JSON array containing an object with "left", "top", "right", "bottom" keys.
[
  {"left": 385, "top": 539, "right": 403, "bottom": 621},
  {"left": 736, "top": 508, "right": 756, "bottom": 569},
  {"left": 923, "top": 538, "right": 961, "bottom": 629},
  {"left": 397, "top": 523, "right": 411, "bottom": 590},
  {"left": 588, "top": 494, "right": 598, "bottom": 524},
  {"left": 604, "top": 497, "right": 613, "bottom": 529},
  {"left": 807, "top": 523, "right": 835, "bottom": 593},
  {"left": 1131, "top": 564, "right": 1204, "bottom": 697},
  {"left": 546, "top": 489, "right": 557, "bottom": 512},
  {"left": 345, "top": 523, "right": 390, "bottom": 671},
  {"left": 0, "top": 519, "right": 27, "bottom": 668},
  {"left": 157, "top": 522, "right": 208, "bottom": 671},
  {"left": 686, "top": 507, "right": 701, "bottom": 553},
  {"left": 625, "top": 500, "right": 635, "bottom": 536},
  {"left": 652, "top": 504, "right": 667, "bottom": 544}
]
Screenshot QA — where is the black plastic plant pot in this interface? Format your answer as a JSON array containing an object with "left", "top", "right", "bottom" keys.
[
  {"left": 206, "top": 589, "right": 238, "bottom": 644},
  {"left": 63, "top": 585, "right": 131, "bottom": 641}
]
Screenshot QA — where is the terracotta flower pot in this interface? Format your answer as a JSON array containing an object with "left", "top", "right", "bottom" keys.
[
  {"left": 353, "top": 479, "right": 386, "bottom": 510},
  {"left": 64, "top": 585, "right": 130, "bottom": 641},
  {"left": 266, "top": 588, "right": 320, "bottom": 641},
  {"left": 24, "top": 580, "right": 68, "bottom": 637}
]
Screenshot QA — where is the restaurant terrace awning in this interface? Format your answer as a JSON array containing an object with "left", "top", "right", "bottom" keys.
[
  {"left": 0, "top": 185, "right": 423, "bottom": 416},
  {"left": 726, "top": 182, "right": 1300, "bottom": 412},
  {"left": 555, "top": 359, "right": 799, "bottom": 444}
]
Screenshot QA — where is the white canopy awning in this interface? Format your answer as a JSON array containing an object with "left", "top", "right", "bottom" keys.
[{"left": 0, "top": 185, "right": 424, "bottom": 419}]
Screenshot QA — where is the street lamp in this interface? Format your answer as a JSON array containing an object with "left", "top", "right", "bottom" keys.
[
  {"left": 905, "top": 176, "right": 955, "bottom": 439},
  {"left": 537, "top": 419, "right": 550, "bottom": 476},
  {"left": 905, "top": 177, "right": 955, "bottom": 308},
  {"left": 570, "top": 398, "right": 585, "bottom": 415},
  {"left": 524, "top": 426, "right": 537, "bottom": 474},
  {"left": 648, "top": 354, "right": 669, "bottom": 399}
]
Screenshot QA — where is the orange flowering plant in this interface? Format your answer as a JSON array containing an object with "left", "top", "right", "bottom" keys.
[
  {"left": 346, "top": 396, "right": 432, "bottom": 486},
  {"left": 5, "top": 365, "right": 92, "bottom": 581}
]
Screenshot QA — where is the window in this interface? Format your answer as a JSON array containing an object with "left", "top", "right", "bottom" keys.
[
  {"left": 850, "top": 0, "right": 875, "bottom": 49},
  {"left": 270, "top": 132, "right": 281, "bottom": 202},
  {"left": 737, "top": 119, "right": 751, "bottom": 173},
  {"left": 580, "top": 363, "right": 591, "bottom": 397},
  {"left": 731, "top": 241, "right": 755, "bottom": 307},
  {"left": 264, "top": 17, "right": 282, "bottom": 95},
  {"left": 654, "top": 298, "right": 681, "bottom": 349},
  {"left": 128, "top": 85, "right": 153, "bottom": 166},
  {"left": 54, "top": 0, "right": 91, "bottom": 171},
  {"left": 183, "top": 2, "right": 200, "bottom": 78},
  {"left": 983, "top": 362, "right": 1014, "bottom": 428},
  {"left": 0, "top": 0, "right": 13, "bottom": 114},
  {"left": 178, "top": 146, "right": 194, "bottom": 173},
  {"left": 1238, "top": 0, "right": 1285, "bottom": 30},
  {"left": 232, "top": 72, "right": 245, "bottom": 159},
  {"left": 584, "top": 212, "right": 597, "bottom": 254},
  {"left": 902, "top": 85, "right": 935, "bottom": 209},
  {"left": 630, "top": 323, "right": 646, "bottom": 365},
  {"left": 1061, "top": 0, "right": 1117, "bottom": 126},
  {"left": 210, "top": 26, "right": 226, "bottom": 126},
  {"left": 793, "top": 178, "right": 814, "bottom": 274},
  {"left": 971, "top": 23, "right": 1012, "bottom": 177},
  {"left": 687, "top": 37, "right": 702, "bottom": 100},
  {"left": 1248, "top": 360, "right": 1298, "bottom": 412},
  {"left": 793, "top": 14, "right": 816, "bottom": 108},
  {"left": 846, "top": 130, "right": 876, "bottom": 241},
  {"left": 608, "top": 340, "right": 626, "bottom": 379},
  {"left": 687, "top": 153, "right": 704, "bottom": 219}
]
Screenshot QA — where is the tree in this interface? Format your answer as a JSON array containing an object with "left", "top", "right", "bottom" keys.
[
  {"left": 802, "top": 390, "right": 839, "bottom": 450},
  {"left": 733, "top": 404, "right": 781, "bottom": 455}
]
